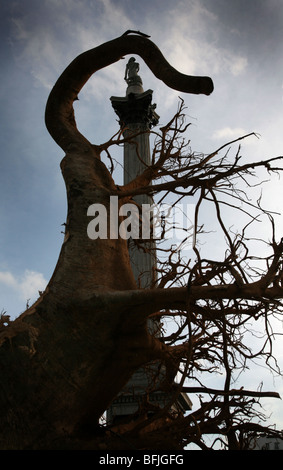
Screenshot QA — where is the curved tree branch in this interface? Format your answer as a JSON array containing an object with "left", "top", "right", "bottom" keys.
[
  {"left": 45, "top": 32, "right": 213, "bottom": 152},
  {"left": 176, "top": 386, "right": 281, "bottom": 399}
]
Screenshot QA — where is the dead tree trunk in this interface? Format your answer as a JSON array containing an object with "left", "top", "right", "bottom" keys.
[{"left": 0, "top": 33, "right": 213, "bottom": 449}]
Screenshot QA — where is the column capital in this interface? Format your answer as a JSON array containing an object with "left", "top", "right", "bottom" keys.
[{"left": 110, "top": 89, "right": 159, "bottom": 128}]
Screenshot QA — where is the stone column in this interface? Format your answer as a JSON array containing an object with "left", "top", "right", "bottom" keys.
[{"left": 106, "top": 58, "right": 192, "bottom": 425}]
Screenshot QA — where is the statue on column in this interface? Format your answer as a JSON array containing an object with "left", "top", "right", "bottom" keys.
[{"left": 124, "top": 57, "right": 143, "bottom": 89}]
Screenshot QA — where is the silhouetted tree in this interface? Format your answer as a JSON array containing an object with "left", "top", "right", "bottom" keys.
[{"left": 0, "top": 32, "right": 282, "bottom": 450}]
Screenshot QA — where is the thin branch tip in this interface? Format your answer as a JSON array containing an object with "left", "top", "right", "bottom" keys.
[{"left": 122, "top": 30, "right": 151, "bottom": 38}]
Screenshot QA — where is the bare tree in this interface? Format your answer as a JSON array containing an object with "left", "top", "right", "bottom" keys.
[{"left": 0, "top": 32, "right": 282, "bottom": 450}]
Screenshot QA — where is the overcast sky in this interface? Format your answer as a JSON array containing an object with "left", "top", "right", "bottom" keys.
[{"left": 1, "top": 0, "right": 283, "bottom": 435}]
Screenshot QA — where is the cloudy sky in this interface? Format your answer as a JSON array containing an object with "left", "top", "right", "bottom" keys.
[{"left": 1, "top": 0, "right": 283, "bottom": 434}]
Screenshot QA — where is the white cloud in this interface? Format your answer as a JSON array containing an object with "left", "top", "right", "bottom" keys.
[
  {"left": 229, "top": 56, "right": 248, "bottom": 76},
  {"left": 11, "top": 18, "right": 67, "bottom": 90},
  {"left": 0, "top": 269, "right": 47, "bottom": 303},
  {"left": 18, "top": 270, "right": 47, "bottom": 301},
  {"left": 9, "top": 0, "right": 133, "bottom": 91},
  {"left": 212, "top": 126, "right": 247, "bottom": 140},
  {"left": 143, "top": 1, "right": 248, "bottom": 81},
  {"left": 0, "top": 271, "right": 18, "bottom": 289}
]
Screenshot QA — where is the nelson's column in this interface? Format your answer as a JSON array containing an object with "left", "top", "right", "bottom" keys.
[{"left": 106, "top": 57, "right": 192, "bottom": 425}]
